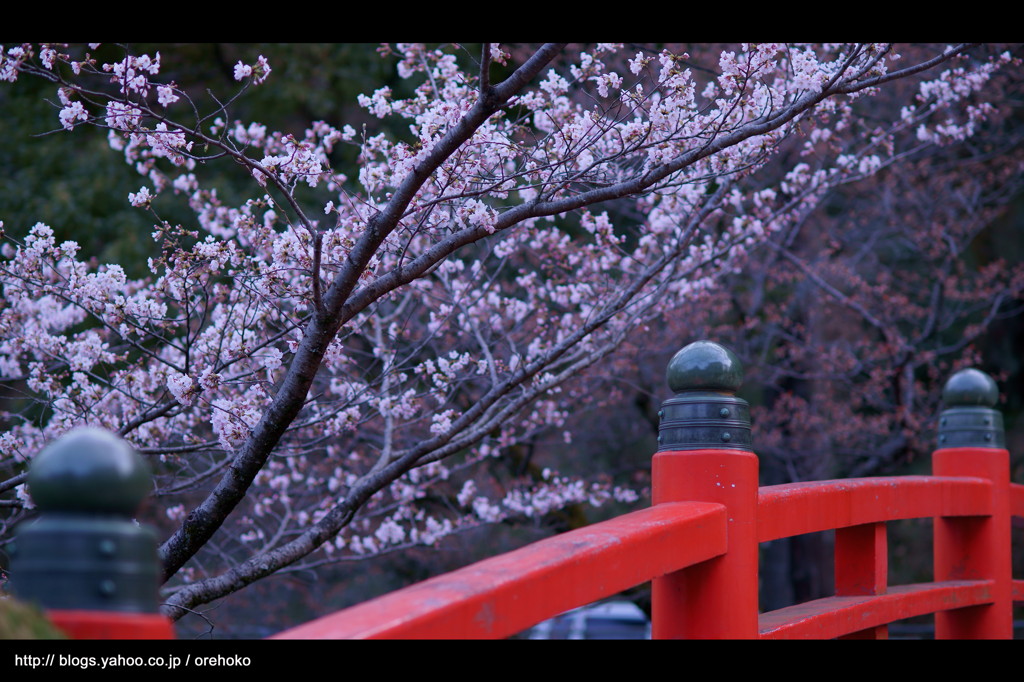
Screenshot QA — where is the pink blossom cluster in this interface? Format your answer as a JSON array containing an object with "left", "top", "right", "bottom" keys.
[{"left": 233, "top": 55, "right": 271, "bottom": 84}]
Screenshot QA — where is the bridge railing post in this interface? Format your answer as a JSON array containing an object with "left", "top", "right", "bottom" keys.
[
  {"left": 833, "top": 521, "right": 889, "bottom": 638},
  {"left": 651, "top": 341, "right": 759, "bottom": 639},
  {"left": 932, "top": 368, "right": 1013, "bottom": 638},
  {"left": 6, "top": 427, "right": 174, "bottom": 639}
]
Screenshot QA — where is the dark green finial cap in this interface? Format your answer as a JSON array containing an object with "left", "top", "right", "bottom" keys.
[
  {"left": 28, "top": 427, "right": 151, "bottom": 516},
  {"left": 658, "top": 341, "right": 751, "bottom": 451},
  {"left": 666, "top": 340, "right": 744, "bottom": 394},
  {"left": 942, "top": 368, "right": 999, "bottom": 408},
  {"left": 11, "top": 428, "right": 160, "bottom": 613},
  {"left": 937, "top": 368, "right": 1003, "bottom": 449}
]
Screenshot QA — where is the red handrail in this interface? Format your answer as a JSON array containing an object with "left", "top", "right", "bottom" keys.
[
  {"left": 274, "top": 501, "right": 727, "bottom": 639},
  {"left": 269, "top": 354, "right": 1018, "bottom": 639},
  {"left": 274, "top": 445, "right": 1020, "bottom": 640},
  {"left": 756, "top": 475, "right": 993, "bottom": 541},
  {"left": 758, "top": 581, "right": 996, "bottom": 639}
]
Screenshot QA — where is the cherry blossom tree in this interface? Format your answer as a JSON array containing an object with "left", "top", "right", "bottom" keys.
[
  {"left": 0, "top": 43, "right": 1016, "bottom": 621},
  {"left": 588, "top": 47, "right": 1024, "bottom": 608}
]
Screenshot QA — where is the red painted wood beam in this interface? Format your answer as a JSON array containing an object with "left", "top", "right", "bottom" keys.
[
  {"left": 933, "top": 447, "right": 1013, "bottom": 638},
  {"left": 651, "top": 448, "right": 760, "bottom": 639},
  {"left": 834, "top": 522, "right": 888, "bottom": 639},
  {"left": 46, "top": 610, "right": 175, "bottom": 639},
  {"left": 1010, "top": 482, "right": 1024, "bottom": 519},
  {"left": 757, "top": 476, "right": 992, "bottom": 542},
  {"left": 273, "top": 501, "right": 727, "bottom": 639},
  {"left": 759, "top": 580, "right": 993, "bottom": 639}
]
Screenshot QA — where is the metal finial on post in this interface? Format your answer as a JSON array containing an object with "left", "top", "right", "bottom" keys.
[
  {"left": 8, "top": 427, "right": 164, "bottom": 617},
  {"left": 657, "top": 340, "right": 752, "bottom": 451},
  {"left": 937, "top": 368, "right": 1004, "bottom": 449}
]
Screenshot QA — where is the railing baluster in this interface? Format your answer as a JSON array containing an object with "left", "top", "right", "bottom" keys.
[
  {"left": 932, "top": 368, "right": 1013, "bottom": 639},
  {"left": 651, "top": 341, "right": 759, "bottom": 639},
  {"left": 835, "top": 522, "right": 888, "bottom": 639}
]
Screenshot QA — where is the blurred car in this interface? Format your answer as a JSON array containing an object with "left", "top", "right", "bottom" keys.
[{"left": 526, "top": 600, "right": 650, "bottom": 639}]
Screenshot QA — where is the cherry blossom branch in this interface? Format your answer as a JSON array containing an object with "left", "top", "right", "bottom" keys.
[
  {"left": 160, "top": 178, "right": 731, "bottom": 617},
  {"left": 156, "top": 44, "right": 569, "bottom": 581}
]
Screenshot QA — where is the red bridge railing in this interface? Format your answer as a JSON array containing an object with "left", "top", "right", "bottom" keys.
[
  {"left": 274, "top": 341, "right": 1023, "bottom": 640},
  {"left": 7, "top": 341, "right": 1021, "bottom": 639}
]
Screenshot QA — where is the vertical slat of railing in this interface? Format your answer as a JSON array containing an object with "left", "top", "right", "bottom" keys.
[
  {"left": 834, "top": 522, "right": 888, "bottom": 639},
  {"left": 650, "top": 341, "right": 759, "bottom": 639},
  {"left": 932, "top": 368, "right": 1013, "bottom": 638}
]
